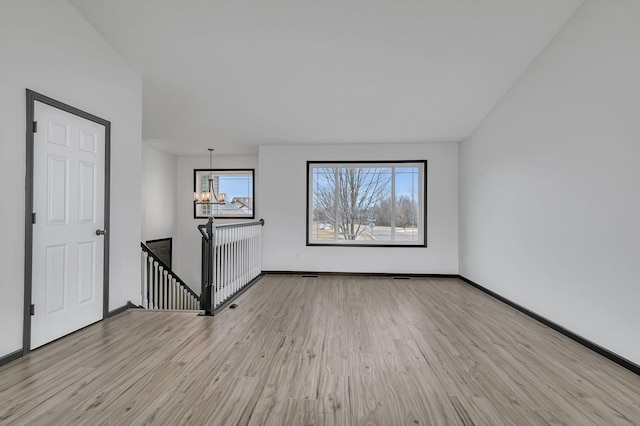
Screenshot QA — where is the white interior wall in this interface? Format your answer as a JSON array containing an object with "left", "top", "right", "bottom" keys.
[
  {"left": 259, "top": 143, "right": 458, "bottom": 274},
  {"left": 142, "top": 143, "right": 177, "bottom": 242},
  {"left": 174, "top": 155, "right": 259, "bottom": 292},
  {"left": 0, "top": 0, "right": 142, "bottom": 359},
  {"left": 459, "top": 0, "right": 640, "bottom": 365}
]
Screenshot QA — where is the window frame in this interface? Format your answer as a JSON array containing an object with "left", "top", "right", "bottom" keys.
[
  {"left": 193, "top": 168, "right": 255, "bottom": 219},
  {"left": 306, "top": 160, "right": 427, "bottom": 247}
]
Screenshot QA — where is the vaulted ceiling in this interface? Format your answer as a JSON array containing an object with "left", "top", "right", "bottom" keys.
[{"left": 68, "top": 0, "right": 584, "bottom": 155}]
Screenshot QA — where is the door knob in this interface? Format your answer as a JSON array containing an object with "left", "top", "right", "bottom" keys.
[{"left": 95, "top": 229, "right": 106, "bottom": 236}]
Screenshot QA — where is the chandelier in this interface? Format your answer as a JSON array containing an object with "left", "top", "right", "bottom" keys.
[{"left": 194, "top": 148, "right": 226, "bottom": 205}]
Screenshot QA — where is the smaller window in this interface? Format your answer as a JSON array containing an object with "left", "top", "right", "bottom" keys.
[
  {"left": 307, "top": 161, "right": 426, "bottom": 247},
  {"left": 194, "top": 169, "right": 255, "bottom": 219}
]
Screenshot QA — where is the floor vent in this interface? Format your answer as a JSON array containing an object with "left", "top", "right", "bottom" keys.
[
  {"left": 393, "top": 276, "right": 411, "bottom": 280},
  {"left": 302, "top": 274, "right": 319, "bottom": 278}
]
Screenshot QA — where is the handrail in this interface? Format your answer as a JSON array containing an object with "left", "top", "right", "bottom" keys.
[
  {"left": 198, "top": 218, "right": 264, "bottom": 240},
  {"left": 141, "top": 242, "right": 201, "bottom": 301},
  {"left": 197, "top": 223, "right": 210, "bottom": 241},
  {"left": 140, "top": 242, "right": 201, "bottom": 311},
  {"left": 215, "top": 218, "right": 265, "bottom": 230}
]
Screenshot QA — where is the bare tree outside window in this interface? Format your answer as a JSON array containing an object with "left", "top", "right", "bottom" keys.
[{"left": 313, "top": 167, "right": 391, "bottom": 240}]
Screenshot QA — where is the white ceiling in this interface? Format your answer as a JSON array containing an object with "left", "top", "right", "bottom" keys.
[{"left": 68, "top": 0, "right": 583, "bottom": 156}]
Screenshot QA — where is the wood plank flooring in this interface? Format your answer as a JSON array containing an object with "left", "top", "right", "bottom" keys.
[{"left": 1, "top": 274, "right": 640, "bottom": 425}]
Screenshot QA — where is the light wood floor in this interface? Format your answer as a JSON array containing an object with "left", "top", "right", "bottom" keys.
[{"left": 1, "top": 275, "right": 640, "bottom": 425}]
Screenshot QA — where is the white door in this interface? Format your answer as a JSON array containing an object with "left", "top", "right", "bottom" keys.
[{"left": 31, "top": 101, "right": 105, "bottom": 349}]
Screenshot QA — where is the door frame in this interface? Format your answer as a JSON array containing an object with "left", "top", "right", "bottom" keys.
[{"left": 23, "top": 89, "right": 111, "bottom": 354}]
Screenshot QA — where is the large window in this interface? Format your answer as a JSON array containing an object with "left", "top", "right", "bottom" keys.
[{"left": 307, "top": 161, "right": 426, "bottom": 246}]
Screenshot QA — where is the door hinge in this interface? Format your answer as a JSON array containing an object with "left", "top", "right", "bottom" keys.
[
  {"left": 32, "top": 212, "right": 36, "bottom": 224},
  {"left": 32, "top": 121, "right": 38, "bottom": 133},
  {"left": 30, "top": 304, "right": 35, "bottom": 316}
]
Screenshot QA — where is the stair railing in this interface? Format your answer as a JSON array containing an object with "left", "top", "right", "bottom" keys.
[
  {"left": 198, "top": 218, "right": 264, "bottom": 315},
  {"left": 140, "top": 242, "right": 201, "bottom": 310}
]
